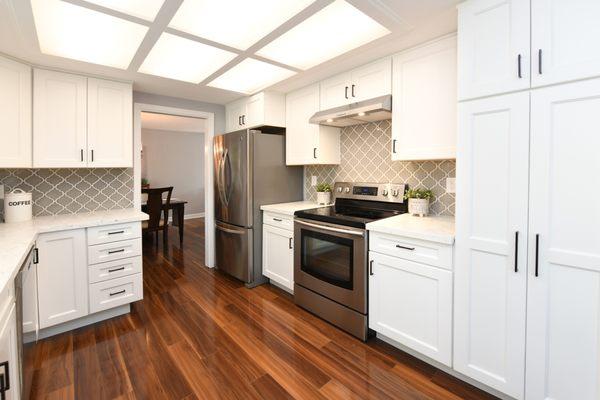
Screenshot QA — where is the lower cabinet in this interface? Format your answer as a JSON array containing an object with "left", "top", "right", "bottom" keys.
[
  {"left": 369, "top": 250, "right": 453, "bottom": 366},
  {"left": 22, "top": 261, "right": 38, "bottom": 335},
  {"left": 262, "top": 213, "right": 294, "bottom": 292},
  {"left": 0, "top": 304, "right": 19, "bottom": 400}
]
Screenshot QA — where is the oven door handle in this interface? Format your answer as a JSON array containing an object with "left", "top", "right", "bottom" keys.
[{"left": 295, "top": 219, "right": 364, "bottom": 237}]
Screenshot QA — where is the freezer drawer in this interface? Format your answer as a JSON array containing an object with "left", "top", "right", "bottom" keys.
[{"left": 215, "top": 221, "right": 252, "bottom": 283}]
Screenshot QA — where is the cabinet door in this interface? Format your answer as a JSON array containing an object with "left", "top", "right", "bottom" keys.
[
  {"left": 454, "top": 92, "right": 529, "bottom": 399},
  {"left": 262, "top": 225, "right": 293, "bottom": 291},
  {"left": 319, "top": 71, "right": 351, "bottom": 110},
  {"left": 0, "top": 56, "right": 31, "bottom": 168},
  {"left": 532, "top": 0, "right": 600, "bottom": 87},
  {"left": 36, "top": 229, "right": 88, "bottom": 329},
  {"left": 33, "top": 69, "right": 87, "bottom": 167},
  {"left": 243, "top": 93, "right": 263, "bottom": 128},
  {"left": 285, "top": 84, "right": 319, "bottom": 165},
  {"left": 0, "top": 305, "right": 20, "bottom": 400},
  {"left": 22, "top": 262, "right": 38, "bottom": 335},
  {"left": 392, "top": 37, "right": 456, "bottom": 161},
  {"left": 225, "top": 99, "right": 245, "bottom": 133},
  {"left": 350, "top": 58, "right": 391, "bottom": 102},
  {"left": 369, "top": 251, "right": 452, "bottom": 366},
  {"left": 457, "top": 0, "right": 530, "bottom": 100},
  {"left": 87, "top": 78, "right": 132, "bottom": 167},
  {"left": 526, "top": 79, "right": 600, "bottom": 400}
]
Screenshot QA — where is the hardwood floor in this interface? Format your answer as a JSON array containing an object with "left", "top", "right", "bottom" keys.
[{"left": 23, "top": 218, "right": 497, "bottom": 400}]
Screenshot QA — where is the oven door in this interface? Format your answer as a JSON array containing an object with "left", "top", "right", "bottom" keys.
[{"left": 294, "top": 218, "right": 367, "bottom": 313}]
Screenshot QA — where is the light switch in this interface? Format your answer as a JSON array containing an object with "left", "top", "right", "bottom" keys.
[
  {"left": 311, "top": 176, "right": 317, "bottom": 186},
  {"left": 446, "top": 178, "right": 456, "bottom": 194}
]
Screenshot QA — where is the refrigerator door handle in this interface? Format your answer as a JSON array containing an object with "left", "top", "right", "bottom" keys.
[
  {"left": 216, "top": 152, "right": 228, "bottom": 206},
  {"left": 223, "top": 149, "right": 232, "bottom": 205}
]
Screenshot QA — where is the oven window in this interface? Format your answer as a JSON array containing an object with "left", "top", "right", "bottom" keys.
[{"left": 300, "top": 230, "right": 354, "bottom": 290}]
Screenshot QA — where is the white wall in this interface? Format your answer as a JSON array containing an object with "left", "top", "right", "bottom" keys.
[{"left": 142, "top": 128, "right": 205, "bottom": 216}]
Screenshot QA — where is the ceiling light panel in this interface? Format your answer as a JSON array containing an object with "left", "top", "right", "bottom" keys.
[
  {"left": 83, "top": 0, "right": 165, "bottom": 21},
  {"left": 139, "top": 33, "right": 237, "bottom": 83},
  {"left": 208, "top": 58, "right": 296, "bottom": 94},
  {"left": 168, "top": 0, "right": 314, "bottom": 50},
  {"left": 31, "top": 0, "right": 148, "bottom": 69},
  {"left": 256, "top": 0, "right": 390, "bottom": 70}
]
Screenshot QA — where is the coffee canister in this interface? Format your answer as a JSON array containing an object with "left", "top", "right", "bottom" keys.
[{"left": 4, "top": 189, "right": 33, "bottom": 223}]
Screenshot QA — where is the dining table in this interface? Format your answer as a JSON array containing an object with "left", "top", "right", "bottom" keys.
[{"left": 141, "top": 197, "right": 188, "bottom": 244}]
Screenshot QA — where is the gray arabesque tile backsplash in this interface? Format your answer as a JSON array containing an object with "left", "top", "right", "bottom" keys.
[
  {"left": 0, "top": 168, "right": 133, "bottom": 219},
  {"left": 304, "top": 120, "right": 456, "bottom": 216}
]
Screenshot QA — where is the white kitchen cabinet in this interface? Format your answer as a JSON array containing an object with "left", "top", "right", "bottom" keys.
[
  {"left": 224, "top": 92, "right": 285, "bottom": 133},
  {"left": 531, "top": 0, "right": 600, "bottom": 88},
  {"left": 36, "top": 229, "right": 88, "bottom": 329},
  {"left": 285, "top": 84, "right": 340, "bottom": 165},
  {"left": 369, "top": 250, "right": 453, "bottom": 366},
  {"left": 33, "top": 69, "right": 87, "bottom": 168},
  {"left": 0, "top": 305, "right": 20, "bottom": 400},
  {"left": 87, "top": 78, "right": 132, "bottom": 167},
  {"left": 0, "top": 55, "right": 31, "bottom": 168},
  {"left": 525, "top": 79, "right": 600, "bottom": 400},
  {"left": 319, "top": 58, "right": 391, "bottom": 109},
  {"left": 391, "top": 35, "right": 457, "bottom": 161},
  {"left": 262, "top": 223, "right": 294, "bottom": 292},
  {"left": 454, "top": 92, "right": 530, "bottom": 399},
  {"left": 22, "top": 260, "right": 38, "bottom": 335},
  {"left": 457, "top": 0, "right": 530, "bottom": 100}
]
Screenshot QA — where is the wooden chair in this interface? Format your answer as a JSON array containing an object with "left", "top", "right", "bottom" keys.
[{"left": 142, "top": 187, "right": 173, "bottom": 245}]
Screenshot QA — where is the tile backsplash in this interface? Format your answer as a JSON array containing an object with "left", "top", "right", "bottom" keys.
[
  {"left": 0, "top": 168, "right": 133, "bottom": 219},
  {"left": 304, "top": 120, "right": 456, "bottom": 216}
]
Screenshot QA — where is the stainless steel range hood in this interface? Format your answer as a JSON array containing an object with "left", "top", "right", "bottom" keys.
[{"left": 309, "top": 95, "right": 392, "bottom": 127}]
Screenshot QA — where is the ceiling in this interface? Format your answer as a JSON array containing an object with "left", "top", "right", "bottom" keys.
[
  {"left": 141, "top": 112, "right": 205, "bottom": 133},
  {"left": 0, "top": 0, "right": 460, "bottom": 105}
]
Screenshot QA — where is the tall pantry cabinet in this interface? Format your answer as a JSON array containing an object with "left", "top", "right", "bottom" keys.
[{"left": 455, "top": 1, "right": 600, "bottom": 400}]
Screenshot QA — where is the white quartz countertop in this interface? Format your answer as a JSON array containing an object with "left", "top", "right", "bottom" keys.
[
  {"left": 366, "top": 214, "right": 455, "bottom": 244},
  {"left": 0, "top": 208, "right": 148, "bottom": 295},
  {"left": 260, "top": 201, "right": 327, "bottom": 216}
]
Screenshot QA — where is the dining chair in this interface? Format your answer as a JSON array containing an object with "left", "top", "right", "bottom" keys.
[{"left": 142, "top": 187, "right": 173, "bottom": 245}]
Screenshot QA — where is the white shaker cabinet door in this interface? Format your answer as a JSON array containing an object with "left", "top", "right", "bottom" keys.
[
  {"left": 0, "top": 305, "right": 20, "bottom": 400},
  {"left": 285, "top": 84, "right": 320, "bottom": 165},
  {"left": 532, "top": 0, "right": 600, "bottom": 88},
  {"left": 36, "top": 229, "right": 88, "bottom": 329},
  {"left": 526, "top": 79, "right": 600, "bottom": 400},
  {"left": 349, "top": 58, "right": 391, "bottom": 103},
  {"left": 22, "top": 262, "right": 38, "bottom": 335},
  {"left": 87, "top": 78, "right": 132, "bottom": 167},
  {"left": 0, "top": 56, "right": 31, "bottom": 168},
  {"left": 262, "top": 224, "right": 294, "bottom": 292},
  {"left": 319, "top": 71, "right": 351, "bottom": 110},
  {"left": 33, "top": 69, "right": 87, "bottom": 168},
  {"left": 454, "top": 92, "right": 530, "bottom": 399},
  {"left": 457, "top": 0, "right": 530, "bottom": 100}
]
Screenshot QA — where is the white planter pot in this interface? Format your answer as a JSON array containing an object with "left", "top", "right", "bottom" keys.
[
  {"left": 408, "top": 198, "right": 429, "bottom": 217},
  {"left": 317, "top": 192, "right": 331, "bottom": 205}
]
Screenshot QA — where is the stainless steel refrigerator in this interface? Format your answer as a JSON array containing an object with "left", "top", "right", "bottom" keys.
[{"left": 214, "top": 127, "right": 303, "bottom": 287}]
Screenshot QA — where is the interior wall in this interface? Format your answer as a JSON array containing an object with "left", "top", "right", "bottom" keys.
[{"left": 142, "top": 128, "right": 205, "bottom": 216}]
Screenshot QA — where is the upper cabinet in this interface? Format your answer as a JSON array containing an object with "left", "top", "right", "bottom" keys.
[
  {"left": 392, "top": 35, "right": 457, "bottom": 161},
  {"left": 0, "top": 56, "right": 31, "bottom": 168},
  {"left": 224, "top": 91, "right": 285, "bottom": 133},
  {"left": 285, "top": 84, "right": 340, "bottom": 166},
  {"left": 33, "top": 68, "right": 133, "bottom": 168},
  {"left": 320, "top": 58, "right": 391, "bottom": 109}
]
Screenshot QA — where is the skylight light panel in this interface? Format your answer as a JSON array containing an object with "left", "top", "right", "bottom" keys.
[
  {"left": 207, "top": 58, "right": 296, "bottom": 94},
  {"left": 83, "top": 0, "right": 166, "bottom": 21}
]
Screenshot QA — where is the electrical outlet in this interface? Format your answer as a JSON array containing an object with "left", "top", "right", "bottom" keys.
[
  {"left": 446, "top": 178, "right": 456, "bottom": 194},
  {"left": 311, "top": 176, "right": 317, "bottom": 186},
  {"left": 0, "top": 184, "right": 4, "bottom": 199}
]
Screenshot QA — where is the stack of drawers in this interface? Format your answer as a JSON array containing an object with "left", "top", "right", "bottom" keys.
[{"left": 87, "top": 222, "right": 143, "bottom": 313}]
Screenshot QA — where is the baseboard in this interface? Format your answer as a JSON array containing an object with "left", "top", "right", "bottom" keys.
[
  {"left": 167, "top": 212, "right": 205, "bottom": 223},
  {"left": 24, "top": 304, "right": 131, "bottom": 343}
]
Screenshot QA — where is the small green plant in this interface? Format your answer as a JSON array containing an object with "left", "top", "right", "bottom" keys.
[
  {"left": 316, "top": 183, "right": 332, "bottom": 193},
  {"left": 141, "top": 178, "right": 149, "bottom": 186},
  {"left": 404, "top": 188, "right": 433, "bottom": 200}
]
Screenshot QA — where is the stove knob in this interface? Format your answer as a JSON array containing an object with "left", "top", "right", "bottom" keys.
[
  {"left": 382, "top": 189, "right": 389, "bottom": 196},
  {"left": 344, "top": 187, "right": 351, "bottom": 193},
  {"left": 391, "top": 189, "right": 399, "bottom": 197},
  {"left": 336, "top": 187, "right": 342, "bottom": 193}
]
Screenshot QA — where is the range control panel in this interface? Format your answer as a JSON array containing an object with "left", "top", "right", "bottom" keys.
[{"left": 333, "top": 182, "right": 407, "bottom": 203}]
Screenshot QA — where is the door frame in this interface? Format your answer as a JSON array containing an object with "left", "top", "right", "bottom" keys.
[{"left": 133, "top": 103, "right": 215, "bottom": 268}]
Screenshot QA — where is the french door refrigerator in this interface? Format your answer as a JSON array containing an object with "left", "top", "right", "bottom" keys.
[{"left": 214, "top": 128, "right": 303, "bottom": 287}]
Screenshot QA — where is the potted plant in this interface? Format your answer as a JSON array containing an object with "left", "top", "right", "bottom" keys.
[
  {"left": 316, "top": 183, "right": 332, "bottom": 205},
  {"left": 141, "top": 178, "right": 150, "bottom": 190},
  {"left": 404, "top": 188, "right": 433, "bottom": 217}
]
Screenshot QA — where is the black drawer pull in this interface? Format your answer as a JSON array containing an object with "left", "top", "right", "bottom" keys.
[
  {"left": 396, "top": 244, "right": 415, "bottom": 251},
  {"left": 369, "top": 260, "right": 374, "bottom": 276},
  {"left": 108, "top": 249, "right": 125, "bottom": 254},
  {"left": 107, "top": 230, "right": 125, "bottom": 235},
  {"left": 288, "top": 237, "right": 293, "bottom": 249},
  {"left": 538, "top": 49, "right": 543, "bottom": 74},
  {"left": 108, "top": 266, "right": 125, "bottom": 273},
  {"left": 273, "top": 218, "right": 283, "bottom": 222},
  {"left": 514, "top": 231, "right": 519, "bottom": 272},
  {"left": 517, "top": 54, "right": 522, "bottom": 78},
  {"left": 109, "top": 290, "right": 126, "bottom": 297},
  {"left": 535, "top": 234, "right": 540, "bottom": 277}
]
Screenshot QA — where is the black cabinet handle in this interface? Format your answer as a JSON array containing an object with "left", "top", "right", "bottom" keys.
[
  {"left": 91, "top": 149, "right": 94, "bottom": 162},
  {"left": 108, "top": 249, "right": 125, "bottom": 254},
  {"left": 517, "top": 54, "right": 522, "bottom": 78},
  {"left": 369, "top": 260, "right": 374, "bottom": 276},
  {"left": 396, "top": 244, "right": 415, "bottom": 251},
  {"left": 288, "top": 237, "right": 293, "bottom": 250},
  {"left": 351, "top": 84, "right": 355, "bottom": 97},
  {"left": 33, "top": 248, "right": 39, "bottom": 264},
  {"left": 313, "top": 147, "right": 317, "bottom": 159},
  {"left": 392, "top": 139, "right": 397, "bottom": 154},
  {"left": 0, "top": 360, "right": 10, "bottom": 399},
  {"left": 242, "top": 115, "right": 245, "bottom": 125},
  {"left": 538, "top": 49, "right": 543, "bottom": 74},
  {"left": 238, "top": 116, "right": 242, "bottom": 126},
  {"left": 108, "top": 266, "right": 125, "bottom": 273},
  {"left": 109, "top": 290, "right": 126, "bottom": 297},
  {"left": 535, "top": 234, "right": 540, "bottom": 277},
  {"left": 107, "top": 230, "right": 125, "bottom": 235},
  {"left": 80, "top": 149, "right": 84, "bottom": 162},
  {"left": 344, "top": 86, "right": 348, "bottom": 99},
  {"left": 273, "top": 218, "right": 282, "bottom": 222},
  {"left": 514, "top": 231, "right": 519, "bottom": 272}
]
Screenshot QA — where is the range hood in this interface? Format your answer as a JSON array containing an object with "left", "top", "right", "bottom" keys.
[{"left": 309, "top": 95, "right": 392, "bottom": 127}]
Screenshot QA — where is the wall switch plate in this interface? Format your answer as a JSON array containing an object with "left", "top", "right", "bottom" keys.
[
  {"left": 311, "top": 176, "right": 317, "bottom": 186},
  {"left": 0, "top": 184, "right": 4, "bottom": 199},
  {"left": 446, "top": 178, "right": 456, "bottom": 194}
]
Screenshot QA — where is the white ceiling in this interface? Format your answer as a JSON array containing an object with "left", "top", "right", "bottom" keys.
[
  {"left": 0, "top": 0, "right": 460, "bottom": 105},
  {"left": 141, "top": 112, "right": 205, "bottom": 133}
]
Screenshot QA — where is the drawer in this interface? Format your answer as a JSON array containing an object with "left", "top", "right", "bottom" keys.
[
  {"left": 87, "top": 222, "right": 141, "bottom": 246},
  {"left": 89, "top": 273, "right": 142, "bottom": 314},
  {"left": 89, "top": 256, "right": 142, "bottom": 284},
  {"left": 88, "top": 238, "right": 142, "bottom": 265},
  {"left": 369, "top": 231, "right": 453, "bottom": 270},
  {"left": 263, "top": 211, "right": 293, "bottom": 230}
]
